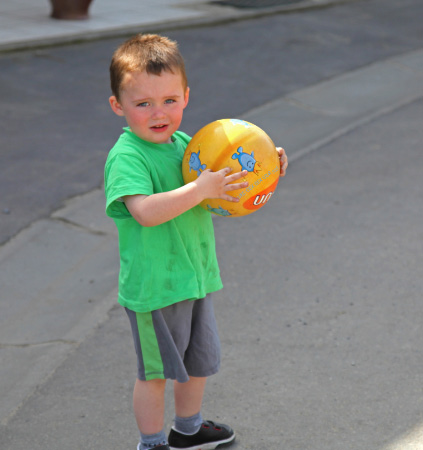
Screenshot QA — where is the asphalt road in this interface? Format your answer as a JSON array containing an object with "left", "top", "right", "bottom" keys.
[{"left": 1, "top": 0, "right": 423, "bottom": 244}]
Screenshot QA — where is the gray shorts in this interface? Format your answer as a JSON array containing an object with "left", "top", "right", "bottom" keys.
[{"left": 125, "top": 296, "right": 221, "bottom": 383}]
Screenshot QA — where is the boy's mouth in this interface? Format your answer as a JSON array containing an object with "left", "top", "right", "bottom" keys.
[{"left": 151, "top": 124, "right": 168, "bottom": 130}]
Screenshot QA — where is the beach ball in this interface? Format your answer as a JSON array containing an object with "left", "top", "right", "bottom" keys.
[{"left": 182, "top": 119, "right": 280, "bottom": 217}]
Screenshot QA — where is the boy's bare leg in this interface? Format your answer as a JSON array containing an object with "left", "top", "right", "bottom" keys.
[
  {"left": 133, "top": 378, "right": 167, "bottom": 434},
  {"left": 174, "top": 376, "right": 207, "bottom": 417}
]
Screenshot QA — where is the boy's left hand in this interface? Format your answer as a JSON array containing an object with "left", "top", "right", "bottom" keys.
[{"left": 276, "top": 147, "right": 288, "bottom": 177}]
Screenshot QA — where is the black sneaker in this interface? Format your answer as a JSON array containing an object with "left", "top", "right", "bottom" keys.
[{"left": 168, "top": 420, "right": 235, "bottom": 450}]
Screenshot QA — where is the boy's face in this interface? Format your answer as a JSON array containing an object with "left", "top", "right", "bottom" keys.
[{"left": 109, "top": 70, "right": 189, "bottom": 144}]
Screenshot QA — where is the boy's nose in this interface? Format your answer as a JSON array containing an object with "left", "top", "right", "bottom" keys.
[{"left": 151, "top": 106, "right": 165, "bottom": 118}]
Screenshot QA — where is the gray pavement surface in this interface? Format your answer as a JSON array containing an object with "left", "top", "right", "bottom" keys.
[
  {"left": 3, "top": 0, "right": 423, "bottom": 246},
  {"left": 1, "top": 0, "right": 423, "bottom": 449},
  {"left": 0, "top": 0, "right": 354, "bottom": 52}
]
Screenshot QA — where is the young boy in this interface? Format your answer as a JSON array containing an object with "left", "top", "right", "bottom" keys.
[{"left": 105, "top": 34, "right": 288, "bottom": 450}]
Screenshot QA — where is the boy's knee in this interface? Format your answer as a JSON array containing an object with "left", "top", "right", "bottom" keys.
[{"left": 135, "top": 378, "right": 166, "bottom": 392}]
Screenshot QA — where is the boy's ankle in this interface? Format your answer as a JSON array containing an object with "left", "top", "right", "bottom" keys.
[
  {"left": 139, "top": 429, "right": 168, "bottom": 450},
  {"left": 173, "top": 412, "right": 203, "bottom": 435}
]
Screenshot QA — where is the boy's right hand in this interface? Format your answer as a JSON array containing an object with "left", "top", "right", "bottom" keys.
[
  {"left": 124, "top": 167, "right": 248, "bottom": 227},
  {"left": 193, "top": 168, "right": 249, "bottom": 203}
]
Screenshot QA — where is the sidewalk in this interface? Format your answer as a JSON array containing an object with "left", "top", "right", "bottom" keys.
[
  {"left": 0, "top": 0, "right": 355, "bottom": 52},
  {"left": 1, "top": 47, "right": 423, "bottom": 448},
  {"left": 2, "top": 43, "right": 423, "bottom": 428},
  {"left": 2, "top": 0, "right": 423, "bottom": 448}
]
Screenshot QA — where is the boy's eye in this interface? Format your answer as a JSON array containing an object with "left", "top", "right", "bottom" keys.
[
  {"left": 164, "top": 99, "right": 176, "bottom": 104},
  {"left": 137, "top": 102, "right": 149, "bottom": 107}
]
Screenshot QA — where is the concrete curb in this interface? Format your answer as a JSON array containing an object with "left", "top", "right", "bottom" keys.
[{"left": 243, "top": 48, "right": 423, "bottom": 163}]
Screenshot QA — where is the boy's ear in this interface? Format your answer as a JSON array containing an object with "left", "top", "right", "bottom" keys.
[
  {"left": 109, "top": 96, "right": 125, "bottom": 116},
  {"left": 183, "top": 87, "right": 190, "bottom": 108}
]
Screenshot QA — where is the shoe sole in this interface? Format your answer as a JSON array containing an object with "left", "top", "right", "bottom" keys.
[{"left": 169, "top": 433, "right": 235, "bottom": 450}]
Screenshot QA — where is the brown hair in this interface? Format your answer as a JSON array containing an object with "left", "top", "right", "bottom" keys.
[{"left": 110, "top": 34, "right": 187, "bottom": 100}]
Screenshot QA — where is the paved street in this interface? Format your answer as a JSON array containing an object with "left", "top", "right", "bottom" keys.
[
  {"left": 1, "top": 0, "right": 423, "bottom": 245},
  {"left": 1, "top": 0, "right": 423, "bottom": 449}
]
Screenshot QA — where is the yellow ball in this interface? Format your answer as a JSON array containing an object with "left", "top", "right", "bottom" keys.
[{"left": 182, "top": 119, "right": 280, "bottom": 217}]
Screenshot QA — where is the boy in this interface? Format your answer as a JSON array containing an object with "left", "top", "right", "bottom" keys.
[{"left": 105, "top": 34, "right": 288, "bottom": 450}]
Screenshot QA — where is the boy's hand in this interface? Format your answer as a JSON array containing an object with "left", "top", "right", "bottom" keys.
[
  {"left": 194, "top": 168, "right": 249, "bottom": 203},
  {"left": 277, "top": 147, "right": 288, "bottom": 177}
]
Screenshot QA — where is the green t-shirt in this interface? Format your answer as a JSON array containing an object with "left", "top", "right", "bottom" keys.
[{"left": 104, "top": 128, "right": 223, "bottom": 313}]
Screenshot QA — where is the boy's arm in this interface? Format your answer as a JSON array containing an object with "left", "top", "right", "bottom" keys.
[{"left": 124, "top": 167, "right": 248, "bottom": 227}]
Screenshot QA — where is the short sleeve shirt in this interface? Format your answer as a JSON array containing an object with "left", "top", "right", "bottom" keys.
[{"left": 104, "top": 128, "right": 223, "bottom": 313}]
